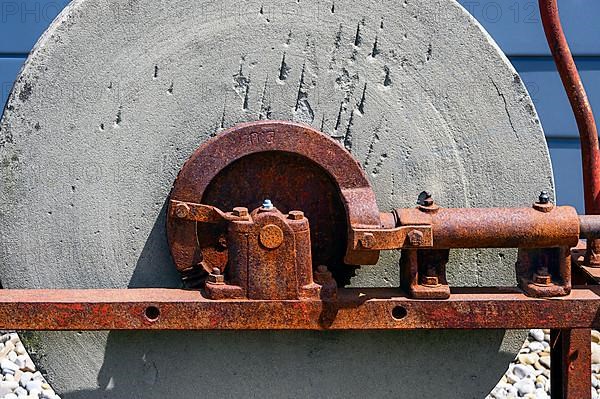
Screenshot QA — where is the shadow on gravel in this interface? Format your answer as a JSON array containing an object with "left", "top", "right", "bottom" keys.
[{"left": 59, "top": 202, "right": 517, "bottom": 399}]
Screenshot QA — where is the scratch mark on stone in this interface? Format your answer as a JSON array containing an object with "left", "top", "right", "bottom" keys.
[
  {"left": 363, "top": 131, "right": 380, "bottom": 168},
  {"left": 167, "top": 82, "right": 174, "bottom": 95},
  {"left": 153, "top": 65, "right": 159, "bottom": 79},
  {"left": 294, "top": 63, "right": 314, "bottom": 122},
  {"left": 426, "top": 43, "right": 433, "bottom": 62},
  {"left": 357, "top": 83, "right": 367, "bottom": 114},
  {"left": 343, "top": 111, "right": 354, "bottom": 151},
  {"left": 278, "top": 53, "right": 290, "bottom": 81},
  {"left": 372, "top": 153, "right": 388, "bottom": 176},
  {"left": 114, "top": 106, "right": 122, "bottom": 127},
  {"left": 354, "top": 22, "right": 362, "bottom": 47},
  {"left": 259, "top": 77, "right": 272, "bottom": 120},
  {"left": 490, "top": 78, "right": 519, "bottom": 138},
  {"left": 383, "top": 65, "right": 392, "bottom": 86},
  {"left": 233, "top": 63, "right": 251, "bottom": 110},
  {"left": 334, "top": 24, "right": 343, "bottom": 49},
  {"left": 335, "top": 102, "right": 344, "bottom": 131},
  {"left": 370, "top": 35, "right": 380, "bottom": 58}
]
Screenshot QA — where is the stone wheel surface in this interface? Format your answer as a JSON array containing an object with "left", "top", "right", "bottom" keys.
[{"left": 0, "top": 0, "right": 553, "bottom": 397}]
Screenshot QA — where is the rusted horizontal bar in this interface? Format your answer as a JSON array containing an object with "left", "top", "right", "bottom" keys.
[
  {"left": 427, "top": 207, "right": 580, "bottom": 249},
  {"left": 1, "top": 287, "right": 600, "bottom": 330}
]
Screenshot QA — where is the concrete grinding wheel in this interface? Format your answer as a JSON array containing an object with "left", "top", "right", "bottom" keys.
[{"left": 0, "top": 0, "right": 553, "bottom": 398}]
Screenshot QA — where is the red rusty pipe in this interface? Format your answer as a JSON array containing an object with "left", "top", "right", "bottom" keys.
[
  {"left": 396, "top": 207, "right": 580, "bottom": 249},
  {"left": 539, "top": 0, "right": 600, "bottom": 265}
]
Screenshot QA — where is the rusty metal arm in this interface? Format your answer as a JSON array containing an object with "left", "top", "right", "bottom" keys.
[{"left": 540, "top": 0, "right": 600, "bottom": 269}]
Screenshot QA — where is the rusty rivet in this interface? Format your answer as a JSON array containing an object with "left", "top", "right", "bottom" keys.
[
  {"left": 175, "top": 203, "right": 190, "bottom": 219},
  {"left": 233, "top": 207, "right": 249, "bottom": 217},
  {"left": 408, "top": 230, "right": 424, "bottom": 246},
  {"left": 260, "top": 224, "right": 284, "bottom": 249},
  {"left": 288, "top": 210, "right": 304, "bottom": 220}
]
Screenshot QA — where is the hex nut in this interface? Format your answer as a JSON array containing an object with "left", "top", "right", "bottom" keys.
[
  {"left": 422, "top": 276, "right": 440, "bottom": 287},
  {"left": 533, "top": 273, "right": 552, "bottom": 286},
  {"left": 288, "top": 210, "right": 304, "bottom": 220},
  {"left": 207, "top": 268, "right": 225, "bottom": 285},
  {"left": 233, "top": 207, "right": 249, "bottom": 217}
]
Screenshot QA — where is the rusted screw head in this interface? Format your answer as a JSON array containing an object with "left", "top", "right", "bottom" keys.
[
  {"left": 232, "top": 207, "right": 249, "bottom": 217},
  {"left": 175, "top": 203, "right": 190, "bottom": 219},
  {"left": 408, "top": 230, "right": 424, "bottom": 246},
  {"left": 288, "top": 210, "right": 304, "bottom": 220},
  {"left": 538, "top": 191, "right": 550, "bottom": 204},
  {"left": 417, "top": 191, "right": 434, "bottom": 207}
]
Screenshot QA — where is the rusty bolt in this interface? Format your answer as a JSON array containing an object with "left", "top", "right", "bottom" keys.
[
  {"left": 207, "top": 267, "right": 225, "bottom": 285},
  {"left": 360, "top": 233, "right": 375, "bottom": 249},
  {"left": 538, "top": 191, "right": 550, "bottom": 204},
  {"left": 288, "top": 210, "right": 304, "bottom": 220},
  {"left": 408, "top": 230, "right": 424, "bottom": 246},
  {"left": 262, "top": 199, "right": 274, "bottom": 210},
  {"left": 417, "top": 191, "right": 434, "bottom": 207},
  {"left": 232, "top": 207, "right": 249, "bottom": 217},
  {"left": 175, "top": 203, "right": 190, "bottom": 219},
  {"left": 260, "top": 224, "right": 284, "bottom": 249},
  {"left": 533, "top": 191, "right": 554, "bottom": 212}
]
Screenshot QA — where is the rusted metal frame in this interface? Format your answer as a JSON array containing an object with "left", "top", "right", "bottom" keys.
[
  {"left": 2, "top": 286, "right": 600, "bottom": 331},
  {"left": 539, "top": 0, "right": 600, "bottom": 267},
  {"left": 550, "top": 329, "right": 592, "bottom": 399}
]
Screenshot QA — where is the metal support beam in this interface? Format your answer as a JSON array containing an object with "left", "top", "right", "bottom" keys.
[
  {"left": 551, "top": 329, "right": 592, "bottom": 399},
  {"left": 1, "top": 287, "right": 600, "bottom": 331}
]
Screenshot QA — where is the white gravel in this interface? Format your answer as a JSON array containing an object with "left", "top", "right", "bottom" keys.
[
  {"left": 488, "top": 329, "right": 600, "bottom": 399},
  {"left": 0, "top": 333, "right": 59, "bottom": 399}
]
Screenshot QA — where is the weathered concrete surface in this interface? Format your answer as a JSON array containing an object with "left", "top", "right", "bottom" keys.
[{"left": 0, "top": 0, "right": 552, "bottom": 397}]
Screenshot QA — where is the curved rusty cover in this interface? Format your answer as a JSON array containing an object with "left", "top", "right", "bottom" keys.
[{"left": 167, "top": 121, "right": 381, "bottom": 284}]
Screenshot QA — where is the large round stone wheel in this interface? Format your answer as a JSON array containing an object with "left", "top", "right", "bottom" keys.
[{"left": 0, "top": 0, "right": 552, "bottom": 397}]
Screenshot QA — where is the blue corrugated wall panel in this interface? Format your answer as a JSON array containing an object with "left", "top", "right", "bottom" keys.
[{"left": 0, "top": 0, "right": 596, "bottom": 212}]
